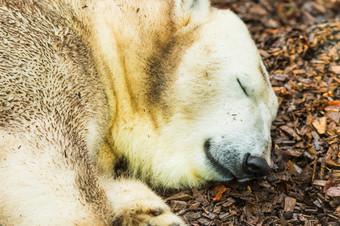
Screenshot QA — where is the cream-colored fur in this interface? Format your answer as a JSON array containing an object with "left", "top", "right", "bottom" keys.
[
  {"left": 81, "top": 0, "right": 278, "bottom": 187},
  {"left": 0, "top": 0, "right": 277, "bottom": 224}
]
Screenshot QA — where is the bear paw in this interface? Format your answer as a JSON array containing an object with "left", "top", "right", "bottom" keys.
[
  {"left": 100, "top": 178, "right": 185, "bottom": 226},
  {"left": 113, "top": 203, "right": 185, "bottom": 226}
]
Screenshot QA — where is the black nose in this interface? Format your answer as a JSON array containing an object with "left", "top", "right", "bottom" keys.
[{"left": 242, "top": 153, "right": 270, "bottom": 177}]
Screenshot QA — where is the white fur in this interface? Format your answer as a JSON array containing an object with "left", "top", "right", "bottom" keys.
[
  {"left": 106, "top": 6, "right": 278, "bottom": 187},
  {"left": 0, "top": 0, "right": 278, "bottom": 224},
  {"left": 0, "top": 131, "right": 100, "bottom": 225}
]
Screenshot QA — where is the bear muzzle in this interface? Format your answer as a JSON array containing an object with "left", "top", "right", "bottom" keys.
[{"left": 204, "top": 139, "right": 271, "bottom": 182}]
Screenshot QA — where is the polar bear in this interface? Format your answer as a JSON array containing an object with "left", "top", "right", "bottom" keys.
[{"left": 0, "top": 0, "right": 278, "bottom": 225}]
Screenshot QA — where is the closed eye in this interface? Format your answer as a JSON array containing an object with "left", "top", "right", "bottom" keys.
[{"left": 237, "top": 78, "right": 249, "bottom": 96}]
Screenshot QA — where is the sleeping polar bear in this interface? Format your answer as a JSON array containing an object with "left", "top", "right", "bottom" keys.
[{"left": 0, "top": 0, "right": 278, "bottom": 225}]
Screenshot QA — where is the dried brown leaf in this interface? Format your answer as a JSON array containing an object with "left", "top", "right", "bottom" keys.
[
  {"left": 212, "top": 185, "right": 227, "bottom": 201},
  {"left": 313, "top": 180, "right": 327, "bottom": 187},
  {"left": 325, "top": 186, "right": 340, "bottom": 197},
  {"left": 284, "top": 196, "right": 296, "bottom": 212},
  {"left": 165, "top": 192, "right": 193, "bottom": 201},
  {"left": 325, "top": 100, "right": 340, "bottom": 112},
  {"left": 335, "top": 206, "right": 340, "bottom": 217},
  {"left": 330, "top": 65, "right": 340, "bottom": 74},
  {"left": 312, "top": 117, "right": 327, "bottom": 134}
]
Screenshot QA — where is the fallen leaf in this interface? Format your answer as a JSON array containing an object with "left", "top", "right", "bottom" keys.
[
  {"left": 324, "top": 100, "right": 340, "bottom": 112},
  {"left": 330, "top": 65, "right": 340, "bottom": 74},
  {"left": 323, "top": 178, "right": 335, "bottom": 193},
  {"left": 285, "top": 160, "right": 301, "bottom": 175},
  {"left": 165, "top": 192, "right": 193, "bottom": 201},
  {"left": 335, "top": 206, "right": 340, "bottom": 217},
  {"left": 249, "top": 5, "right": 267, "bottom": 16},
  {"left": 282, "top": 149, "right": 303, "bottom": 157},
  {"left": 325, "top": 186, "right": 340, "bottom": 197},
  {"left": 273, "top": 87, "right": 290, "bottom": 95},
  {"left": 280, "top": 125, "right": 301, "bottom": 140},
  {"left": 284, "top": 196, "right": 296, "bottom": 212},
  {"left": 327, "top": 111, "right": 340, "bottom": 123},
  {"left": 212, "top": 185, "right": 227, "bottom": 201},
  {"left": 312, "top": 117, "right": 327, "bottom": 134},
  {"left": 312, "top": 180, "right": 327, "bottom": 187}
]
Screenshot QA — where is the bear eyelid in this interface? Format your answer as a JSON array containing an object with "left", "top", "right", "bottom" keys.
[{"left": 237, "top": 78, "right": 249, "bottom": 97}]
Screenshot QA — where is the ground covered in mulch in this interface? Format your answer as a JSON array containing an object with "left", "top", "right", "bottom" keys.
[{"left": 163, "top": 1, "right": 340, "bottom": 225}]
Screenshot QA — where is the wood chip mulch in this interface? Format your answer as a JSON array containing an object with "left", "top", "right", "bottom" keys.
[{"left": 163, "top": 0, "right": 340, "bottom": 225}]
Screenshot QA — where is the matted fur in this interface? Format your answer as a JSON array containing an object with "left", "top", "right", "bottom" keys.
[{"left": 0, "top": 0, "right": 278, "bottom": 225}]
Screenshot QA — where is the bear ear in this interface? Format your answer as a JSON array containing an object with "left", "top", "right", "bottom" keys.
[{"left": 174, "top": 0, "right": 211, "bottom": 26}]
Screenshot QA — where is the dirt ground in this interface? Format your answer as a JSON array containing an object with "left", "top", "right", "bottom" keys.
[{"left": 163, "top": 1, "right": 340, "bottom": 225}]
